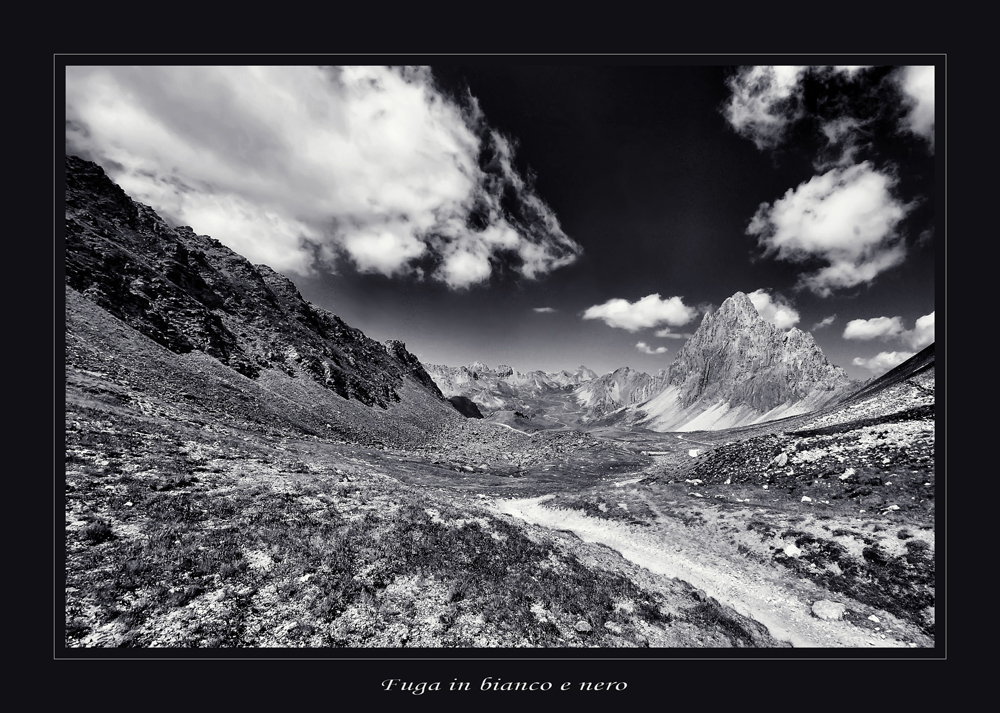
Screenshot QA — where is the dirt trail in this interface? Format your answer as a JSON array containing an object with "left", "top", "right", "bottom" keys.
[
  {"left": 491, "top": 492, "right": 907, "bottom": 648},
  {"left": 488, "top": 422, "right": 533, "bottom": 437}
]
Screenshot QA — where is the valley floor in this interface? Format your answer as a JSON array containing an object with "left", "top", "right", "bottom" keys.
[{"left": 64, "top": 359, "right": 935, "bottom": 650}]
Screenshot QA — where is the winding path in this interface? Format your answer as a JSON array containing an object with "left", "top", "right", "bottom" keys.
[{"left": 490, "top": 492, "right": 906, "bottom": 648}]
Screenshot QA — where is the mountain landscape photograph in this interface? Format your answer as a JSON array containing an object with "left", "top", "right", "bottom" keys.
[{"left": 59, "top": 58, "right": 942, "bottom": 657}]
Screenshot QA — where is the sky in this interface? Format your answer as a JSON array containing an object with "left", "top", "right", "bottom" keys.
[{"left": 63, "top": 59, "right": 940, "bottom": 380}]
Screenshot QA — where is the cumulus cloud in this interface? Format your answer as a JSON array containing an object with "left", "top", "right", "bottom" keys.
[
  {"left": 843, "top": 316, "right": 905, "bottom": 341},
  {"left": 725, "top": 65, "right": 933, "bottom": 167},
  {"left": 812, "top": 315, "right": 837, "bottom": 330},
  {"left": 844, "top": 312, "right": 934, "bottom": 350},
  {"left": 747, "top": 162, "right": 911, "bottom": 296},
  {"left": 723, "top": 66, "right": 808, "bottom": 150},
  {"left": 724, "top": 66, "right": 877, "bottom": 152},
  {"left": 904, "top": 311, "right": 935, "bottom": 350},
  {"left": 896, "top": 66, "right": 934, "bottom": 149},
  {"left": 533, "top": 307, "right": 556, "bottom": 313},
  {"left": 852, "top": 351, "right": 915, "bottom": 373},
  {"left": 747, "top": 289, "right": 800, "bottom": 329},
  {"left": 65, "top": 65, "right": 582, "bottom": 289},
  {"left": 582, "top": 294, "right": 699, "bottom": 332},
  {"left": 636, "top": 342, "right": 668, "bottom": 355}
]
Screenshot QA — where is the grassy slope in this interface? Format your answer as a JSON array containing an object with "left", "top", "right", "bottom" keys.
[{"left": 66, "top": 287, "right": 792, "bottom": 649}]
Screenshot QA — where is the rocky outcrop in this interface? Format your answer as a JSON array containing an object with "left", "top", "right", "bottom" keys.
[
  {"left": 667, "top": 292, "right": 852, "bottom": 412},
  {"left": 64, "top": 155, "right": 444, "bottom": 410},
  {"left": 447, "top": 395, "right": 484, "bottom": 419}
]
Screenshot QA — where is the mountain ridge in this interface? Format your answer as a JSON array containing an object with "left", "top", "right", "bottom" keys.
[{"left": 64, "top": 155, "right": 457, "bottom": 446}]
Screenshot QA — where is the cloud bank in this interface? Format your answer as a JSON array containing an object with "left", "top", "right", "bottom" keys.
[
  {"left": 533, "top": 307, "right": 556, "bottom": 313},
  {"left": 747, "top": 162, "right": 911, "bottom": 296},
  {"left": 65, "top": 65, "right": 582, "bottom": 289},
  {"left": 747, "top": 289, "right": 800, "bottom": 329},
  {"left": 582, "top": 294, "right": 699, "bottom": 332}
]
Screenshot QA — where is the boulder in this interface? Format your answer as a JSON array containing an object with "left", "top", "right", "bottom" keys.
[{"left": 811, "top": 600, "right": 846, "bottom": 621}]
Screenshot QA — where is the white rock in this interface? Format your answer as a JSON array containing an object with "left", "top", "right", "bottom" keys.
[
  {"left": 868, "top": 615, "right": 880, "bottom": 623},
  {"left": 801, "top": 496, "right": 812, "bottom": 502},
  {"left": 811, "top": 600, "right": 846, "bottom": 621},
  {"left": 783, "top": 544, "right": 802, "bottom": 557}
]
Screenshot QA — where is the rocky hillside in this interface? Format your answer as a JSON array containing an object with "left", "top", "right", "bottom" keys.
[
  {"left": 64, "top": 155, "right": 456, "bottom": 447},
  {"left": 678, "top": 344, "right": 936, "bottom": 522}
]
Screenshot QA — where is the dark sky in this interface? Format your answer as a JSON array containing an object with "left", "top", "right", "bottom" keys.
[{"left": 64, "top": 60, "right": 939, "bottom": 379}]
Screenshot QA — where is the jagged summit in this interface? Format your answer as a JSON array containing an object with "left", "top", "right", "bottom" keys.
[{"left": 600, "top": 291, "right": 858, "bottom": 432}]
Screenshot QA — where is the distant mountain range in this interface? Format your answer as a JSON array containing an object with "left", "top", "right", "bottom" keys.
[{"left": 423, "top": 362, "right": 597, "bottom": 417}]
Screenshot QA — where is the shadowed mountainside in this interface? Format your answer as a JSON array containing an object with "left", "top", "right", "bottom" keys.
[{"left": 64, "top": 155, "right": 459, "bottom": 446}]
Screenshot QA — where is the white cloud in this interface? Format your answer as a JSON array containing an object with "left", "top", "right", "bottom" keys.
[
  {"left": 583, "top": 294, "right": 699, "bottom": 332},
  {"left": 903, "top": 311, "right": 935, "bottom": 350},
  {"left": 844, "top": 312, "right": 934, "bottom": 350},
  {"left": 654, "top": 327, "right": 690, "bottom": 339},
  {"left": 747, "top": 162, "right": 911, "bottom": 296},
  {"left": 812, "top": 315, "right": 837, "bottom": 330},
  {"left": 832, "top": 66, "right": 871, "bottom": 77},
  {"left": 65, "top": 65, "right": 581, "bottom": 289},
  {"left": 816, "top": 116, "right": 867, "bottom": 169},
  {"left": 636, "top": 342, "right": 668, "bottom": 355},
  {"left": 747, "top": 289, "right": 800, "bottom": 329},
  {"left": 723, "top": 66, "right": 808, "bottom": 150},
  {"left": 843, "top": 316, "right": 905, "bottom": 341},
  {"left": 852, "top": 351, "right": 915, "bottom": 373},
  {"left": 897, "top": 66, "right": 934, "bottom": 149},
  {"left": 533, "top": 307, "right": 556, "bottom": 313}
]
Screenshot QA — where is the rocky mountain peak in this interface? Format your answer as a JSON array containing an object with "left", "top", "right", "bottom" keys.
[
  {"left": 713, "top": 291, "right": 765, "bottom": 326},
  {"left": 663, "top": 291, "right": 854, "bottom": 414}
]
